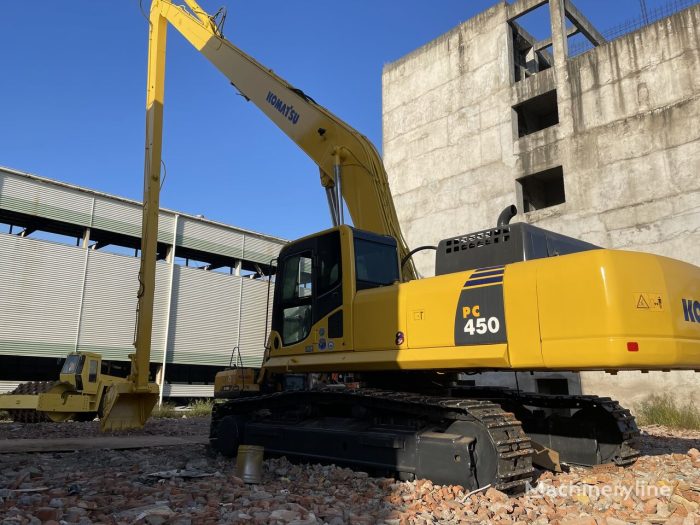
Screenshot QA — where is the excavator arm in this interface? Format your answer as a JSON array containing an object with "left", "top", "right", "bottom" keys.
[
  {"left": 142, "top": 0, "right": 416, "bottom": 279},
  {"left": 128, "top": 0, "right": 416, "bottom": 430}
]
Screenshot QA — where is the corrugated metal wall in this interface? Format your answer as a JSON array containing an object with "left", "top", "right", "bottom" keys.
[
  {"left": 77, "top": 252, "right": 170, "bottom": 361},
  {"left": 0, "top": 235, "right": 83, "bottom": 358},
  {"left": 244, "top": 235, "right": 281, "bottom": 266},
  {"left": 0, "top": 232, "right": 276, "bottom": 370},
  {"left": 167, "top": 265, "right": 241, "bottom": 366},
  {"left": 0, "top": 171, "right": 93, "bottom": 226},
  {"left": 178, "top": 218, "right": 245, "bottom": 260},
  {"left": 0, "top": 167, "right": 286, "bottom": 395},
  {"left": 239, "top": 279, "right": 273, "bottom": 367}
]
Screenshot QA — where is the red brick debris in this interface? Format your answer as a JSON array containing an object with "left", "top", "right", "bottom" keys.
[{"left": 1, "top": 418, "right": 699, "bottom": 524}]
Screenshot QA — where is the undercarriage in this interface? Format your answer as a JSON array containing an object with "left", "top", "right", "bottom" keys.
[{"left": 209, "top": 376, "right": 641, "bottom": 492}]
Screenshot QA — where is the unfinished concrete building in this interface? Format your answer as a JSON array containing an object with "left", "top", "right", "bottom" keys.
[{"left": 382, "top": 0, "right": 700, "bottom": 406}]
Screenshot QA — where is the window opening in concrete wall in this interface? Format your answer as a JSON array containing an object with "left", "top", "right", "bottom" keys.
[
  {"left": 508, "top": 2, "right": 553, "bottom": 82},
  {"left": 517, "top": 166, "right": 565, "bottom": 212},
  {"left": 510, "top": 23, "right": 553, "bottom": 82},
  {"left": 514, "top": 90, "right": 559, "bottom": 137},
  {"left": 507, "top": 0, "right": 606, "bottom": 75},
  {"left": 536, "top": 377, "right": 569, "bottom": 395}
]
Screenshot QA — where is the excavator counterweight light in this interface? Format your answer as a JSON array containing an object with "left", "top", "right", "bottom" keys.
[{"left": 627, "top": 342, "right": 639, "bottom": 352}]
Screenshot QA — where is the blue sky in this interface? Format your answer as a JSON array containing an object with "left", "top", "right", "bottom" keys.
[{"left": 0, "top": 1, "right": 674, "bottom": 240}]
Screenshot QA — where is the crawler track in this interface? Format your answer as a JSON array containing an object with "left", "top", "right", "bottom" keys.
[
  {"left": 210, "top": 388, "right": 535, "bottom": 491},
  {"left": 450, "top": 386, "right": 640, "bottom": 467}
]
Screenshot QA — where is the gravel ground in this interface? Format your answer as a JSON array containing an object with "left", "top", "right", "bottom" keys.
[
  {"left": 1, "top": 419, "right": 700, "bottom": 524},
  {"left": 0, "top": 417, "right": 208, "bottom": 441}
]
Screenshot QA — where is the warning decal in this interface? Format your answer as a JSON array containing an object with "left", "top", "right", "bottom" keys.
[{"left": 634, "top": 293, "right": 664, "bottom": 311}]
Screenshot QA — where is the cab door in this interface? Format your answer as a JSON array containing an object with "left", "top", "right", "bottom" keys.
[
  {"left": 271, "top": 229, "right": 343, "bottom": 350},
  {"left": 277, "top": 246, "right": 314, "bottom": 346}
]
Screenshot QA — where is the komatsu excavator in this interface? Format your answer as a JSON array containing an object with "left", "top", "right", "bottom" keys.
[{"left": 139, "top": 0, "right": 700, "bottom": 491}]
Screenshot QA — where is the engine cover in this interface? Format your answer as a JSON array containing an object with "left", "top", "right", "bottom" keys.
[{"left": 435, "top": 222, "right": 598, "bottom": 276}]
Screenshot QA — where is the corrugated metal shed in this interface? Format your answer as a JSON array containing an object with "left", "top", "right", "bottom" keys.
[
  {"left": 0, "top": 166, "right": 287, "bottom": 397},
  {"left": 0, "top": 167, "right": 286, "bottom": 266}
]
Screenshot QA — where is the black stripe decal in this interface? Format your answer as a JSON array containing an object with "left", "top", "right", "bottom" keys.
[
  {"left": 465, "top": 275, "right": 504, "bottom": 287},
  {"left": 470, "top": 269, "right": 505, "bottom": 278}
]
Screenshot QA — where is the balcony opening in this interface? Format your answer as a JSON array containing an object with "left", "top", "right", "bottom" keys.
[
  {"left": 514, "top": 90, "right": 559, "bottom": 137},
  {"left": 510, "top": 23, "right": 553, "bottom": 82},
  {"left": 517, "top": 166, "right": 565, "bottom": 212}
]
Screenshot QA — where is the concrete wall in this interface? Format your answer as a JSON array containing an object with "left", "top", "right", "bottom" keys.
[
  {"left": 382, "top": 1, "right": 700, "bottom": 409},
  {"left": 383, "top": 2, "right": 517, "bottom": 275},
  {"left": 526, "top": 6, "right": 700, "bottom": 262}
]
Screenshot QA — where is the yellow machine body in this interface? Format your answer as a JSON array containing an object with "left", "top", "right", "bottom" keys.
[
  {"left": 263, "top": 226, "right": 700, "bottom": 373},
  {"left": 0, "top": 352, "right": 157, "bottom": 429},
  {"left": 136, "top": 0, "right": 699, "bottom": 485},
  {"left": 137, "top": 0, "right": 698, "bottom": 384},
  {"left": 214, "top": 367, "right": 260, "bottom": 398}
]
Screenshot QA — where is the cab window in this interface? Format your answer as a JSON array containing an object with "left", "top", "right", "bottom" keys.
[
  {"left": 279, "top": 252, "right": 313, "bottom": 345},
  {"left": 317, "top": 233, "right": 341, "bottom": 296},
  {"left": 354, "top": 237, "right": 399, "bottom": 290},
  {"left": 61, "top": 355, "right": 83, "bottom": 375},
  {"left": 88, "top": 359, "right": 98, "bottom": 383},
  {"left": 273, "top": 230, "right": 344, "bottom": 347}
]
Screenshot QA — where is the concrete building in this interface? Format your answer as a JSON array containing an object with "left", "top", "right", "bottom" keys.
[
  {"left": 382, "top": 1, "right": 700, "bottom": 407},
  {"left": 0, "top": 166, "right": 285, "bottom": 399}
]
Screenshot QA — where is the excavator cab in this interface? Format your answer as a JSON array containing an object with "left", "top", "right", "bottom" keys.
[
  {"left": 271, "top": 227, "right": 345, "bottom": 350},
  {"left": 267, "top": 225, "right": 400, "bottom": 361}
]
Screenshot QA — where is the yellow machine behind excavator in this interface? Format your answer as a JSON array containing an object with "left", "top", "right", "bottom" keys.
[{"left": 0, "top": 352, "right": 157, "bottom": 431}]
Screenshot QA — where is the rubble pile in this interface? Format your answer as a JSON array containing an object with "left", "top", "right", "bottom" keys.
[{"left": 1, "top": 419, "right": 699, "bottom": 524}]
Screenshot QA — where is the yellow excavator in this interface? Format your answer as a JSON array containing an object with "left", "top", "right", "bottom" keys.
[
  {"left": 4, "top": 0, "right": 698, "bottom": 491},
  {"left": 137, "top": 0, "right": 700, "bottom": 491}
]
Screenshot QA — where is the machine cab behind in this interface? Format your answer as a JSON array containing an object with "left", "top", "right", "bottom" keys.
[{"left": 59, "top": 352, "right": 102, "bottom": 395}]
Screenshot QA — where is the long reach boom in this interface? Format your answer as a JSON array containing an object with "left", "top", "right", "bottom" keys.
[
  {"left": 134, "top": 1, "right": 418, "bottom": 397},
  {"left": 141, "top": 0, "right": 415, "bottom": 273}
]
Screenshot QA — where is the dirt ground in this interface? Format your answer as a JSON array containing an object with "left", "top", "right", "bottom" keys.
[{"left": 1, "top": 417, "right": 700, "bottom": 524}]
